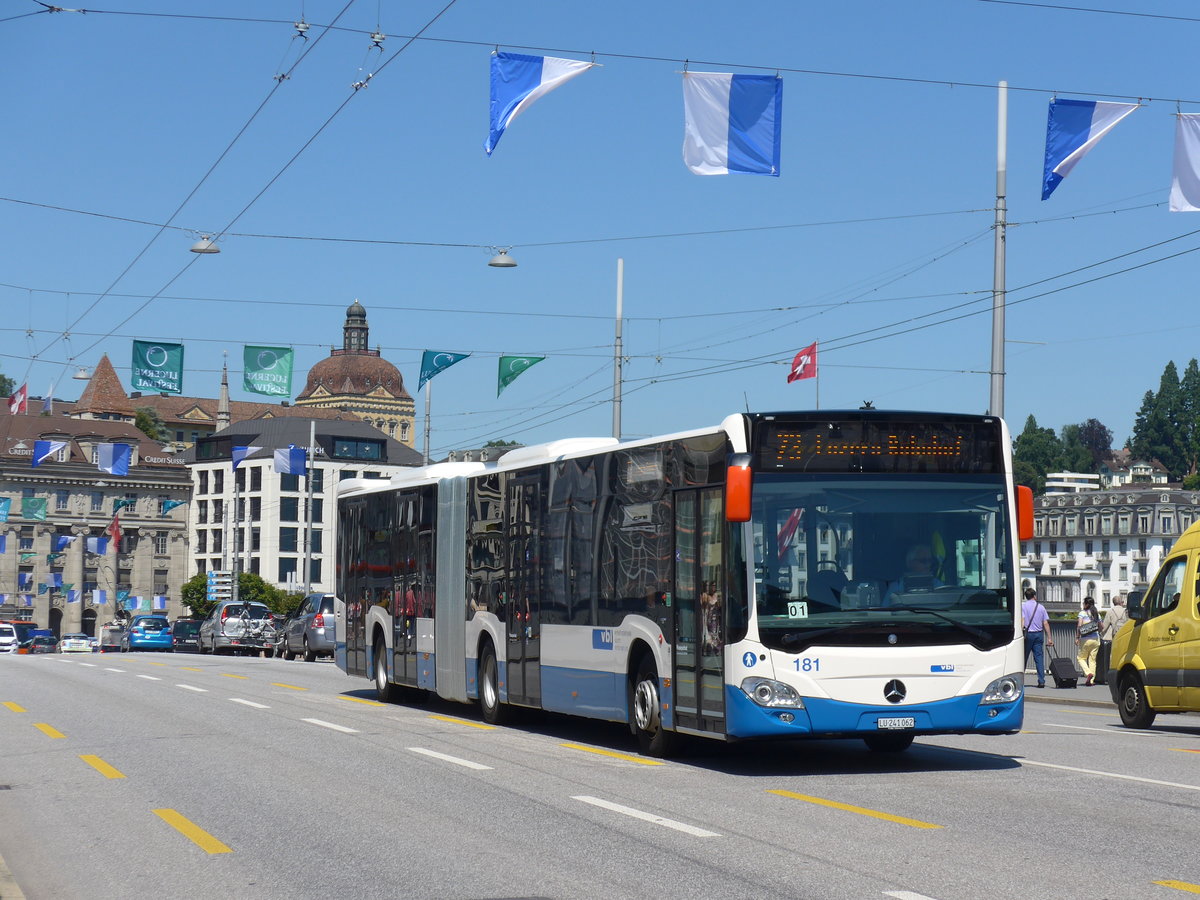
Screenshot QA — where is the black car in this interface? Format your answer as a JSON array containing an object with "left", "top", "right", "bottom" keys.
[
  {"left": 28, "top": 635, "right": 59, "bottom": 654},
  {"left": 171, "top": 619, "right": 202, "bottom": 653}
]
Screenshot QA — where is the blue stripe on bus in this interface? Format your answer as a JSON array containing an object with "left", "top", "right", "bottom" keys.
[
  {"left": 541, "top": 664, "right": 626, "bottom": 720},
  {"left": 725, "top": 686, "right": 1022, "bottom": 738}
]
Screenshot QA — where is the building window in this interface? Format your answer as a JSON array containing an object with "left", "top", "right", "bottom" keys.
[
  {"left": 211, "top": 530, "right": 222, "bottom": 553},
  {"left": 279, "top": 527, "right": 298, "bottom": 553},
  {"left": 332, "top": 439, "right": 383, "bottom": 461},
  {"left": 198, "top": 500, "right": 208, "bottom": 524},
  {"left": 197, "top": 531, "right": 207, "bottom": 553},
  {"left": 1066, "top": 517, "right": 1077, "bottom": 536},
  {"left": 1084, "top": 541, "right": 1093, "bottom": 555},
  {"left": 339, "top": 470, "right": 358, "bottom": 481},
  {"left": 279, "top": 473, "right": 300, "bottom": 492},
  {"left": 1034, "top": 542, "right": 1041, "bottom": 555},
  {"left": 212, "top": 500, "right": 223, "bottom": 524},
  {"left": 279, "top": 557, "right": 298, "bottom": 583},
  {"left": 308, "top": 498, "right": 323, "bottom": 523},
  {"left": 1119, "top": 565, "right": 1128, "bottom": 580},
  {"left": 213, "top": 470, "right": 224, "bottom": 493},
  {"left": 1119, "top": 514, "right": 1130, "bottom": 534},
  {"left": 1138, "top": 515, "right": 1150, "bottom": 533},
  {"left": 19, "top": 527, "right": 34, "bottom": 551},
  {"left": 251, "top": 527, "right": 261, "bottom": 552},
  {"left": 250, "top": 497, "right": 261, "bottom": 522},
  {"left": 1084, "top": 517, "right": 1095, "bottom": 535},
  {"left": 1162, "top": 516, "right": 1174, "bottom": 533},
  {"left": 310, "top": 529, "right": 322, "bottom": 553},
  {"left": 90, "top": 491, "right": 104, "bottom": 512},
  {"left": 154, "top": 531, "right": 168, "bottom": 555},
  {"left": 1102, "top": 515, "right": 1113, "bottom": 534},
  {"left": 1049, "top": 519, "right": 1060, "bottom": 536},
  {"left": 198, "top": 471, "right": 208, "bottom": 494},
  {"left": 309, "top": 559, "right": 322, "bottom": 583},
  {"left": 157, "top": 495, "right": 171, "bottom": 515},
  {"left": 311, "top": 469, "right": 324, "bottom": 492},
  {"left": 250, "top": 467, "right": 262, "bottom": 492},
  {"left": 1049, "top": 542, "right": 1057, "bottom": 555},
  {"left": 1119, "top": 540, "right": 1128, "bottom": 554},
  {"left": 280, "top": 497, "right": 299, "bottom": 521},
  {"left": 55, "top": 489, "right": 70, "bottom": 511}
]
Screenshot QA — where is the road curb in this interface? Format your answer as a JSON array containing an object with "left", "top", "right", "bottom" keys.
[
  {"left": 0, "top": 849, "right": 27, "bottom": 900},
  {"left": 1025, "top": 691, "right": 1113, "bottom": 708}
]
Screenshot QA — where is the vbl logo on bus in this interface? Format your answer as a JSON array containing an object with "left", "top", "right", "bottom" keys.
[{"left": 592, "top": 628, "right": 614, "bottom": 650}]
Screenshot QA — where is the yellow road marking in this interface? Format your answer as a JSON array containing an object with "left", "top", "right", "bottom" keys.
[
  {"left": 561, "top": 743, "right": 664, "bottom": 765},
  {"left": 429, "top": 714, "right": 495, "bottom": 730},
  {"left": 271, "top": 682, "right": 306, "bottom": 691},
  {"left": 80, "top": 755, "right": 126, "bottom": 779},
  {"left": 3, "top": 702, "right": 26, "bottom": 713},
  {"left": 339, "top": 695, "right": 385, "bottom": 707},
  {"left": 146, "top": 661, "right": 169, "bottom": 667},
  {"left": 1068, "top": 710, "right": 1117, "bottom": 717},
  {"left": 1170, "top": 748, "right": 1200, "bottom": 754},
  {"left": 33, "top": 723, "right": 65, "bottom": 739},
  {"left": 1156, "top": 881, "right": 1200, "bottom": 894},
  {"left": 179, "top": 667, "right": 203, "bottom": 672},
  {"left": 220, "top": 673, "right": 249, "bottom": 680},
  {"left": 153, "top": 809, "right": 232, "bottom": 854},
  {"left": 768, "top": 789, "right": 943, "bottom": 829}
]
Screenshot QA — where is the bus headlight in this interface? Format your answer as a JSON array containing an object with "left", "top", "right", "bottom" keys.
[
  {"left": 741, "top": 677, "right": 804, "bottom": 708},
  {"left": 981, "top": 673, "right": 1023, "bottom": 704}
]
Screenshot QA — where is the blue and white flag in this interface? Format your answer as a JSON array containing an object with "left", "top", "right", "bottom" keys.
[
  {"left": 53, "top": 534, "right": 76, "bottom": 551},
  {"left": 51, "top": 572, "right": 63, "bottom": 589},
  {"left": 153, "top": 595, "right": 167, "bottom": 611},
  {"left": 93, "top": 589, "right": 108, "bottom": 606},
  {"left": 32, "top": 440, "right": 68, "bottom": 467},
  {"left": 682, "top": 72, "right": 782, "bottom": 176},
  {"left": 86, "top": 536, "right": 109, "bottom": 554},
  {"left": 419, "top": 350, "right": 471, "bottom": 391},
  {"left": 18, "top": 572, "right": 31, "bottom": 588},
  {"left": 232, "top": 445, "right": 262, "bottom": 469},
  {"left": 0, "top": 536, "right": 5, "bottom": 554},
  {"left": 21, "top": 594, "right": 33, "bottom": 607},
  {"left": 67, "top": 589, "right": 79, "bottom": 604},
  {"left": 1170, "top": 114, "right": 1200, "bottom": 212},
  {"left": 1041, "top": 98, "right": 1138, "bottom": 200},
  {"left": 97, "top": 442, "right": 132, "bottom": 476},
  {"left": 485, "top": 51, "right": 593, "bottom": 156},
  {"left": 273, "top": 445, "right": 307, "bottom": 476}
]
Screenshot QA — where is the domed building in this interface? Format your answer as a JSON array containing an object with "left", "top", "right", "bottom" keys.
[{"left": 293, "top": 301, "right": 415, "bottom": 445}]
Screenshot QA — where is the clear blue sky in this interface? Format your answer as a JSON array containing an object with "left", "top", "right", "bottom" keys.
[{"left": 3, "top": 0, "right": 1199, "bottom": 456}]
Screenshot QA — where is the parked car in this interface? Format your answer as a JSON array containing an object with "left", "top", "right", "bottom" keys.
[
  {"left": 0, "top": 623, "right": 17, "bottom": 654},
  {"left": 280, "top": 593, "right": 337, "bottom": 661},
  {"left": 171, "top": 619, "right": 202, "bottom": 653},
  {"left": 18, "top": 628, "right": 54, "bottom": 654},
  {"left": 199, "top": 601, "right": 274, "bottom": 655},
  {"left": 98, "top": 623, "right": 126, "bottom": 653},
  {"left": 59, "top": 633, "right": 94, "bottom": 654},
  {"left": 121, "top": 616, "right": 173, "bottom": 652},
  {"left": 28, "top": 635, "right": 59, "bottom": 654}
]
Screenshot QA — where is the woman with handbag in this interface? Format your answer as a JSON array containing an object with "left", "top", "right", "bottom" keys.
[{"left": 1076, "top": 596, "right": 1103, "bottom": 686}]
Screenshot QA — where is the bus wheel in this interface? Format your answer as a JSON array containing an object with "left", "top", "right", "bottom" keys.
[
  {"left": 1118, "top": 673, "right": 1156, "bottom": 729},
  {"left": 631, "top": 658, "right": 678, "bottom": 758},
  {"left": 374, "top": 638, "right": 398, "bottom": 703},
  {"left": 479, "top": 644, "right": 508, "bottom": 725},
  {"left": 863, "top": 733, "right": 915, "bottom": 753}
]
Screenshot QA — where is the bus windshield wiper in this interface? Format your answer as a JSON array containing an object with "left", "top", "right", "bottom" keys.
[
  {"left": 860, "top": 605, "right": 993, "bottom": 644},
  {"left": 778, "top": 620, "right": 896, "bottom": 649}
]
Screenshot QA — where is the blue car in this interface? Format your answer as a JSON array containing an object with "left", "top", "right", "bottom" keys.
[{"left": 121, "top": 616, "right": 173, "bottom": 652}]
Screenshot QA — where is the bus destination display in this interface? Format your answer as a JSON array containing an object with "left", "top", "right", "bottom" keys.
[{"left": 755, "top": 418, "right": 1003, "bottom": 474}]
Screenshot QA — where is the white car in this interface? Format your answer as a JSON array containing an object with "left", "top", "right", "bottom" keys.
[
  {"left": 0, "top": 624, "right": 17, "bottom": 654},
  {"left": 59, "top": 633, "right": 93, "bottom": 653}
]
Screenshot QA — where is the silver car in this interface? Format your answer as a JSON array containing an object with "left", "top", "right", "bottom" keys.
[
  {"left": 199, "top": 600, "right": 275, "bottom": 656},
  {"left": 280, "top": 593, "right": 336, "bottom": 661}
]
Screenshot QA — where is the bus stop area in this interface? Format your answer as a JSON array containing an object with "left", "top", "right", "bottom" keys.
[{"left": 1024, "top": 619, "right": 1115, "bottom": 709}]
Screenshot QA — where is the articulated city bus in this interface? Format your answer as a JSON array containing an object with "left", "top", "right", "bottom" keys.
[{"left": 335, "top": 409, "right": 1034, "bottom": 756}]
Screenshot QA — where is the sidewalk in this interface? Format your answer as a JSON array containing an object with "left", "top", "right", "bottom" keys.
[{"left": 1024, "top": 672, "right": 1115, "bottom": 708}]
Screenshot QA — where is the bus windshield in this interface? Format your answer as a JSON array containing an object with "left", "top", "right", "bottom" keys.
[{"left": 751, "top": 472, "right": 1016, "bottom": 653}]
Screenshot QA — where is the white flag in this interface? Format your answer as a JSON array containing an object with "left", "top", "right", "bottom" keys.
[{"left": 1170, "top": 114, "right": 1200, "bottom": 212}]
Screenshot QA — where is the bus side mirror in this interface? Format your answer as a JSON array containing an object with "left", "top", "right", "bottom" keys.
[
  {"left": 1016, "top": 485, "right": 1034, "bottom": 542},
  {"left": 1127, "top": 590, "right": 1147, "bottom": 621},
  {"left": 726, "top": 454, "right": 752, "bottom": 523}
]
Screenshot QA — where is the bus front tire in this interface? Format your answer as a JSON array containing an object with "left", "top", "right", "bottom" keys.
[
  {"left": 631, "top": 658, "right": 677, "bottom": 758},
  {"left": 479, "top": 645, "right": 508, "bottom": 725},
  {"left": 374, "top": 638, "right": 398, "bottom": 703},
  {"left": 1118, "top": 672, "right": 1156, "bottom": 729},
  {"left": 863, "top": 732, "right": 915, "bottom": 753}
]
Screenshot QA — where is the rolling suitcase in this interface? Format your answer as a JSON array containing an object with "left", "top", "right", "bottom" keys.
[{"left": 1048, "top": 643, "right": 1081, "bottom": 689}]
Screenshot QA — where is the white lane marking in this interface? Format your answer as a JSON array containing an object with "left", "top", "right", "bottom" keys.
[
  {"left": 176, "top": 684, "right": 208, "bottom": 693},
  {"left": 229, "top": 698, "right": 270, "bottom": 709},
  {"left": 136, "top": 675, "right": 161, "bottom": 681},
  {"left": 572, "top": 795, "right": 720, "bottom": 838},
  {"left": 1043, "top": 723, "right": 1156, "bottom": 735},
  {"left": 78, "top": 663, "right": 97, "bottom": 668},
  {"left": 104, "top": 668, "right": 126, "bottom": 673},
  {"left": 885, "top": 892, "right": 942, "bottom": 900},
  {"left": 1023, "top": 759, "right": 1200, "bottom": 792},
  {"left": 302, "top": 718, "right": 358, "bottom": 734},
  {"left": 407, "top": 747, "right": 492, "bottom": 770}
]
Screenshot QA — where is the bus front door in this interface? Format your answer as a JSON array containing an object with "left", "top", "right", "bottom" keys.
[
  {"left": 505, "top": 478, "right": 542, "bottom": 708},
  {"left": 672, "top": 487, "right": 726, "bottom": 736}
]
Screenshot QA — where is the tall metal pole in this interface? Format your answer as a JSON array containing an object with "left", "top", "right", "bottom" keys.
[
  {"left": 990, "top": 80, "right": 1008, "bottom": 418},
  {"left": 613, "top": 258, "right": 624, "bottom": 440},
  {"left": 423, "top": 382, "right": 432, "bottom": 465},
  {"left": 303, "top": 419, "right": 316, "bottom": 594}
]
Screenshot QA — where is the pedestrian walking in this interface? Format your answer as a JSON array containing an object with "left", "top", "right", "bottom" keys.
[
  {"left": 1076, "top": 596, "right": 1103, "bottom": 686},
  {"left": 1022, "top": 587, "right": 1052, "bottom": 688},
  {"left": 1097, "top": 595, "right": 1128, "bottom": 685}
]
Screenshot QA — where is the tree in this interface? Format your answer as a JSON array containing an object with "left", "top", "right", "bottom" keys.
[
  {"left": 134, "top": 406, "right": 168, "bottom": 441},
  {"left": 1075, "top": 418, "right": 1113, "bottom": 469},
  {"left": 1180, "top": 358, "right": 1200, "bottom": 476},
  {"left": 1058, "top": 424, "right": 1093, "bottom": 473},
  {"left": 483, "top": 439, "right": 520, "bottom": 447},
  {"left": 1012, "top": 415, "right": 1061, "bottom": 493},
  {"left": 1130, "top": 362, "right": 1189, "bottom": 480},
  {"left": 181, "top": 572, "right": 294, "bottom": 619},
  {"left": 0, "top": 370, "right": 13, "bottom": 398}
]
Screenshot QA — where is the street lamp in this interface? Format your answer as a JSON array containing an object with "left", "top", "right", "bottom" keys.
[
  {"left": 487, "top": 248, "right": 517, "bottom": 268},
  {"left": 190, "top": 235, "right": 221, "bottom": 254}
]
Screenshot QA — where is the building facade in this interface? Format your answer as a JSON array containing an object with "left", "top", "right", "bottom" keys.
[
  {"left": 1020, "top": 486, "right": 1200, "bottom": 614},
  {"left": 186, "top": 417, "right": 421, "bottom": 594},
  {"left": 0, "top": 413, "right": 191, "bottom": 634}
]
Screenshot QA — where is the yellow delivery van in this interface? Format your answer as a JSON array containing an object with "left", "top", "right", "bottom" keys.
[{"left": 1109, "top": 521, "right": 1200, "bottom": 728}]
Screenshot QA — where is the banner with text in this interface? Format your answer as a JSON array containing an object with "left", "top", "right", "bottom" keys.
[
  {"left": 243, "top": 346, "right": 294, "bottom": 397},
  {"left": 131, "top": 340, "right": 184, "bottom": 395}
]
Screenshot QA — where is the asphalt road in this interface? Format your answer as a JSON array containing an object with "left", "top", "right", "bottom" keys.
[{"left": 2, "top": 651, "right": 1198, "bottom": 900}]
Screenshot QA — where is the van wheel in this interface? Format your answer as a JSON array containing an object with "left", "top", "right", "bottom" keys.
[
  {"left": 374, "top": 638, "right": 398, "bottom": 703},
  {"left": 630, "top": 657, "right": 678, "bottom": 758},
  {"left": 864, "top": 733, "right": 915, "bottom": 753},
  {"left": 1118, "top": 673, "right": 1157, "bottom": 729},
  {"left": 479, "top": 644, "right": 508, "bottom": 725}
]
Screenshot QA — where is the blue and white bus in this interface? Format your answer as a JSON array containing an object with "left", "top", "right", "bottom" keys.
[{"left": 335, "top": 409, "right": 1034, "bottom": 755}]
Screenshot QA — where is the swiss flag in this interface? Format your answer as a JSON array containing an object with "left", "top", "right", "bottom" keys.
[
  {"left": 8, "top": 383, "right": 28, "bottom": 414},
  {"left": 787, "top": 342, "right": 818, "bottom": 383},
  {"left": 106, "top": 515, "right": 122, "bottom": 551}
]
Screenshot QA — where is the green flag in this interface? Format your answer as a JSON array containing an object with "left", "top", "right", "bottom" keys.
[
  {"left": 497, "top": 355, "right": 545, "bottom": 396},
  {"left": 243, "top": 346, "right": 294, "bottom": 398},
  {"left": 131, "top": 340, "right": 184, "bottom": 394},
  {"left": 20, "top": 552, "right": 36, "bottom": 562},
  {"left": 161, "top": 500, "right": 187, "bottom": 514},
  {"left": 21, "top": 497, "right": 47, "bottom": 521},
  {"left": 112, "top": 498, "right": 136, "bottom": 515}
]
